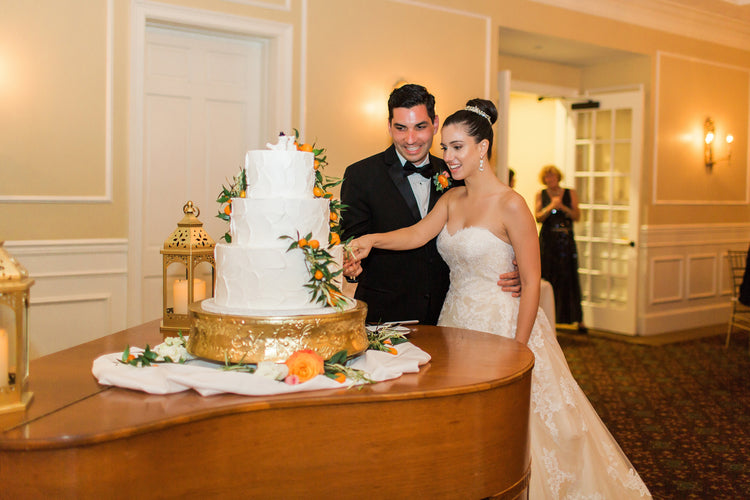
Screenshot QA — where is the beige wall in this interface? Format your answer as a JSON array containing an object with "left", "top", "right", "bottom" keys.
[{"left": 1, "top": 0, "right": 749, "bottom": 240}]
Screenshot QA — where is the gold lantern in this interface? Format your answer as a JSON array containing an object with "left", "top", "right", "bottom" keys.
[
  {"left": 160, "top": 201, "right": 215, "bottom": 338},
  {"left": 0, "top": 242, "right": 34, "bottom": 415}
]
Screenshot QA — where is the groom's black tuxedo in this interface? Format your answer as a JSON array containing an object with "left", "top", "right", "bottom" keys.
[{"left": 341, "top": 145, "right": 452, "bottom": 325}]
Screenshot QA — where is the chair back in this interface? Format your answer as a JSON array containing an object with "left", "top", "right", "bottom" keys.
[{"left": 727, "top": 250, "right": 748, "bottom": 299}]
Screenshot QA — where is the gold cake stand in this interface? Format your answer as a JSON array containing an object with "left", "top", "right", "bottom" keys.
[{"left": 187, "top": 300, "right": 368, "bottom": 363}]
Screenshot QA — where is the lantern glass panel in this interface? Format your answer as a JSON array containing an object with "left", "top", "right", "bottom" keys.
[
  {"left": 194, "top": 261, "right": 215, "bottom": 301},
  {"left": 0, "top": 303, "right": 15, "bottom": 388},
  {"left": 166, "top": 262, "right": 189, "bottom": 316}
]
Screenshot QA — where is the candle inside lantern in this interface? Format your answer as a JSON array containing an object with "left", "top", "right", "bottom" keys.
[
  {"left": 0, "top": 328, "right": 8, "bottom": 389},
  {"left": 173, "top": 279, "right": 207, "bottom": 315}
]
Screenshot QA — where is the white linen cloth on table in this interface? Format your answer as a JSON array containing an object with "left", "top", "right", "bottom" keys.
[{"left": 92, "top": 342, "right": 431, "bottom": 397}]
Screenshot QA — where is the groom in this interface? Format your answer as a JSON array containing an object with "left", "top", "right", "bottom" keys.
[{"left": 341, "top": 84, "right": 520, "bottom": 325}]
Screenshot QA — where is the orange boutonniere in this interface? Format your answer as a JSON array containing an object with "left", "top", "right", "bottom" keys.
[{"left": 433, "top": 170, "right": 452, "bottom": 192}]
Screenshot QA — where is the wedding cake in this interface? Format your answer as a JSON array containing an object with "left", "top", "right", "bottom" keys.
[
  {"left": 188, "top": 133, "right": 368, "bottom": 364},
  {"left": 203, "top": 135, "right": 333, "bottom": 314}
]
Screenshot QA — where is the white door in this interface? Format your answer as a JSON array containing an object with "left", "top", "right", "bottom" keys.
[
  {"left": 138, "top": 24, "right": 267, "bottom": 322},
  {"left": 570, "top": 89, "right": 644, "bottom": 334}
]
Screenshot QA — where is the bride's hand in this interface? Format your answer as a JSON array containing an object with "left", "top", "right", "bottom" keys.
[{"left": 349, "top": 236, "right": 373, "bottom": 261}]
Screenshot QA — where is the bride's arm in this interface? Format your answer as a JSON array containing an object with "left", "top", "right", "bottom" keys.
[
  {"left": 504, "top": 194, "right": 541, "bottom": 345},
  {"left": 351, "top": 192, "right": 450, "bottom": 260}
]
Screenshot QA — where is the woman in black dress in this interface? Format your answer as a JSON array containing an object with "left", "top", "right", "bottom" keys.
[{"left": 535, "top": 165, "right": 586, "bottom": 332}]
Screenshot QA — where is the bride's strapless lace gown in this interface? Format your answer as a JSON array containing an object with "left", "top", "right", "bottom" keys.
[{"left": 437, "top": 226, "right": 651, "bottom": 499}]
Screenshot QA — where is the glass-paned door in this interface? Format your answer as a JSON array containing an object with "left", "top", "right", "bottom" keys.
[{"left": 571, "top": 90, "right": 643, "bottom": 334}]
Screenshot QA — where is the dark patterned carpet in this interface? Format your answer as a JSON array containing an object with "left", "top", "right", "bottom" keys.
[{"left": 558, "top": 329, "right": 750, "bottom": 499}]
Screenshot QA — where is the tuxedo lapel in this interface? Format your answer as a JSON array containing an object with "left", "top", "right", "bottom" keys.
[{"left": 384, "top": 147, "right": 421, "bottom": 221}]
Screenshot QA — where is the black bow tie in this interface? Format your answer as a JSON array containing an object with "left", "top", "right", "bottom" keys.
[{"left": 403, "top": 162, "right": 434, "bottom": 179}]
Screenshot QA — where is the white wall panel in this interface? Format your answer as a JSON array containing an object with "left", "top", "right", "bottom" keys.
[
  {"left": 4, "top": 240, "right": 127, "bottom": 358},
  {"left": 639, "top": 223, "right": 750, "bottom": 334}
]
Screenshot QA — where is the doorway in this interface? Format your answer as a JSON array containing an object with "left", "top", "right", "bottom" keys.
[
  {"left": 507, "top": 88, "right": 644, "bottom": 334},
  {"left": 128, "top": 3, "right": 293, "bottom": 325}
]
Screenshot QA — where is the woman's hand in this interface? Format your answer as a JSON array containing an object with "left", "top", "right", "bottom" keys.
[{"left": 349, "top": 236, "right": 373, "bottom": 261}]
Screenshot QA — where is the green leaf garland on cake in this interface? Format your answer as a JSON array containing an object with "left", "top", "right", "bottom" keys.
[
  {"left": 281, "top": 232, "right": 349, "bottom": 310},
  {"left": 216, "top": 167, "right": 247, "bottom": 243}
]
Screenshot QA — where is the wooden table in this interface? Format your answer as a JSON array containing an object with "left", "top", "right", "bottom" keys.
[{"left": 0, "top": 320, "right": 534, "bottom": 499}]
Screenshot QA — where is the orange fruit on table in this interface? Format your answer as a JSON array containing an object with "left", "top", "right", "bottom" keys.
[
  {"left": 299, "top": 143, "right": 314, "bottom": 152},
  {"left": 309, "top": 239, "right": 320, "bottom": 249}
]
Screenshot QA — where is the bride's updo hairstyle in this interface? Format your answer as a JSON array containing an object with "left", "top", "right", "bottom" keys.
[{"left": 443, "top": 98, "right": 498, "bottom": 159}]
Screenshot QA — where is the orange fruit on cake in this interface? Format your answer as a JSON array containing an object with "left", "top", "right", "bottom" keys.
[{"left": 298, "top": 143, "right": 314, "bottom": 152}]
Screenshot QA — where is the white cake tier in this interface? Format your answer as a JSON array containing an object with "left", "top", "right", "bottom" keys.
[
  {"left": 245, "top": 149, "right": 315, "bottom": 199},
  {"left": 230, "top": 197, "right": 330, "bottom": 248},
  {"left": 213, "top": 243, "right": 322, "bottom": 312}
]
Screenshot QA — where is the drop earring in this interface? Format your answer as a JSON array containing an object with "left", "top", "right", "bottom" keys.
[{"left": 479, "top": 157, "right": 485, "bottom": 172}]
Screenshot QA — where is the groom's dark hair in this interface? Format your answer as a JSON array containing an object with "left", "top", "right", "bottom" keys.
[{"left": 388, "top": 84, "right": 436, "bottom": 123}]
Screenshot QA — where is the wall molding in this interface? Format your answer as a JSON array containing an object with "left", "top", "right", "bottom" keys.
[
  {"left": 220, "top": 0, "right": 291, "bottom": 10},
  {"left": 0, "top": 0, "right": 114, "bottom": 204},
  {"left": 639, "top": 223, "right": 750, "bottom": 334},
  {"left": 652, "top": 51, "right": 750, "bottom": 206},
  {"left": 129, "top": 0, "right": 293, "bottom": 325},
  {"left": 390, "top": 0, "right": 491, "bottom": 97},
  {"left": 5, "top": 239, "right": 128, "bottom": 358}
]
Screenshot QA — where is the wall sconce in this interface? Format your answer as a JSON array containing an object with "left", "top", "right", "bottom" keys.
[{"left": 704, "top": 117, "right": 733, "bottom": 170}]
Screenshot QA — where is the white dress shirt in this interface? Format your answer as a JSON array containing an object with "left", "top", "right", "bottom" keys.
[{"left": 397, "top": 152, "right": 431, "bottom": 218}]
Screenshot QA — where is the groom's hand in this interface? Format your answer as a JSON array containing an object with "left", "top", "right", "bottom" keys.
[{"left": 498, "top": 259, "right": 521, "bottom": 297}]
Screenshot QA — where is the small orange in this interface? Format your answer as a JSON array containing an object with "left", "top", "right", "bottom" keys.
[
  {"left": 127, "top": 354, "right": 135, "bottom": 362},
  {"left": 314, "top": 159, "right": 320, "bottom": 169},
  {"left": 298, "top": 238, "right": 308, "bottom": 248},
  {"left": 313, "top": 186, "right": 324, "bottom": 197},
  {"left": 329, "top": 212, "right": 338, "bottom": 222},
  {"left": 314, "top": 269, "right": 324, "bottom": 280},
  {"left": 387, "top": 347, "right": 398, "bottom": 355},
  {"left": 329, "top": 232, "right": 340, "bottom": 245},
  {"left": 223, "top": 204, "right": 232, "bottom": 215},
  {"left": 239, "top": 190, "right": 246, "bottom": 198},
  {"left": 334, "top": 373, "right": 346, "bottom": 384},
  {"left": 327, "top": 290, "right": 342, "bottom": 306},
  {"left": 383, "top": 339, "right": 392, "bottom": 345},
  {"left": 299, "top": 143, "right": 314, "bottom": 152},
  {"left": 309, "top": 239, "right": 320, "bottom": 249}
]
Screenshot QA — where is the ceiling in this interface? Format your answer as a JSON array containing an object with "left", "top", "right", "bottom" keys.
[
  {"left": 498, "top": 28, "right": 640, "bottom": 67},
  {"left": 500, "top": 0, "right": 750, "bottom": 67}
]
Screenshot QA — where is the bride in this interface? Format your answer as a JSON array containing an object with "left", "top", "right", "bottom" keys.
[{"left": 350, "top": 99, "right": 651, "bottom": 499}]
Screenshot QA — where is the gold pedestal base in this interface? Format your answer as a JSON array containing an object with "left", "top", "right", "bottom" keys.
[{"left": 187, "top": 300, "right": 368, "bottom": 363}]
